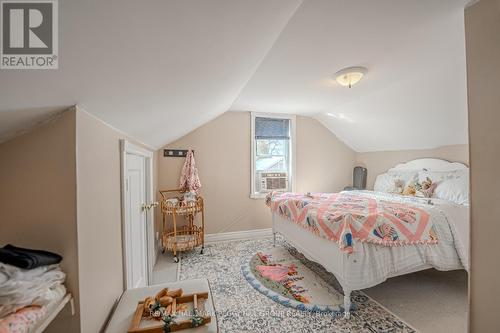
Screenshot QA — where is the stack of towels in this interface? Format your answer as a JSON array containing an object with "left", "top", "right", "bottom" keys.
[{"left": 0, "top": 245, "right": 66, "bottom": 333}]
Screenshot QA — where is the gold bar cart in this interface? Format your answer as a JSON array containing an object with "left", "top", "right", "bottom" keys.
[{"left": 159, "top": 189, "right": 205, "bottom": 263}]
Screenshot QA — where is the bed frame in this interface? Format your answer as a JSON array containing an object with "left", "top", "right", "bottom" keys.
[{"left": 271, "top": 158, "right": 468, "bottom": 319}]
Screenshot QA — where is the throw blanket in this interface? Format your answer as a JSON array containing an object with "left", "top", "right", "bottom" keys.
[
  {"left": 0, "top": 245, "right": 62, "bottom": 270},
  {"left": 266, "top": 191, "right": 438, "bottom": 253},
  {"left": 0, "top": 306, "right": 46, "bottom": 333}
]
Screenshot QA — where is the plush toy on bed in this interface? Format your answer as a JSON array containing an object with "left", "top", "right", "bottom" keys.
[
  {"left": 402, "top": 182, "right": 418, "bottom": 196},
  {"left": 402, "top": 177, "right": 437, "bottom": 198},
  {"left": 392, "top": 179, "right": 406, "bottom": 194},
  {"left": 418, "top": 177, "right": 438, "bottom": 198}
]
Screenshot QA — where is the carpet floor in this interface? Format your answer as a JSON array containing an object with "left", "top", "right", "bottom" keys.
[
  {"left": 178, "top": 237, "right": 418, "bottom": 333},
  {"left": 363, "top": 269, "right": 468, "bottom": 333}
]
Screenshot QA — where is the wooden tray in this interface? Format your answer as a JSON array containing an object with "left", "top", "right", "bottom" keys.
[{"left": 128, "top": 292, "right": 211, "bottom": 332}]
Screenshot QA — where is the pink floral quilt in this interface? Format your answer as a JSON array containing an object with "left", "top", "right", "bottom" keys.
[{"left": 266, "top": 191, "right": 438, "bottom": 253}]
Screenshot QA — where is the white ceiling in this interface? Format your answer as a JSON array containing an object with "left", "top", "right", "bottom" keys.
[
  {"left": 0, "top": 0, "right": 302, "bottom": 147},
  {"left": 0, "top": 0, "right": 469, "bottom": 151},
  {"left": 232, "top": 0, "right": 469, "bottom": 151}
]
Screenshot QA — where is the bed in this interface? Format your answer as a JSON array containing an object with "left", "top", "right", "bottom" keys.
[{"left": 268, "top": 158, "right": 469, "bottom": 318}]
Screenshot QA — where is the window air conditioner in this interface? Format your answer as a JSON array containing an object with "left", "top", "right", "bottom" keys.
[{"left": 260, "top": 172, "right": 288, "bottom": 191}]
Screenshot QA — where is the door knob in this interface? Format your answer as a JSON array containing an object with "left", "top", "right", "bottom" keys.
[{"left": 143, "top": 202, "right": 159, "bottom": 210}]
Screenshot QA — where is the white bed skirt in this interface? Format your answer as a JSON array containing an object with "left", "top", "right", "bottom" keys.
[{"left": 272, "top": 213, "right": 463, "bottom": 292}]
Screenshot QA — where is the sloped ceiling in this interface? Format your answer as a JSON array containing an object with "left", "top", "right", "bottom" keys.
[
  {"left": 0, "top": 0, "right": 302, "bottom": 147},
  {"left": 0, "top": 0, "right": 469, "bottom": 151},
  {"left": 232, "top": 0, "right": 469, "bottom": 152}
]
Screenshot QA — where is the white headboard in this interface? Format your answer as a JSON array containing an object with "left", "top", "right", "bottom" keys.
[{"left": 389, "top": 158, "right": 468, "bottom": 172}]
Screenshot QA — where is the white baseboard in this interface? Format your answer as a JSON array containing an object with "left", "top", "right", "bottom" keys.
[{"left": 205, "top": 228, "right": 273, "bottom": 244}]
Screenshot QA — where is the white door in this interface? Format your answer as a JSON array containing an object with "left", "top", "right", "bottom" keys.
[{"left": 125, "top": 153, "right": 148, "bottom": 289}]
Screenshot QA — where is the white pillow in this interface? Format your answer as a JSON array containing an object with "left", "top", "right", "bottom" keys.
[
  {"left": 418, "top": 170, "right": 469, "bottom": 205},
  {"left": 374, "top": 170, "right": 419, "bottom": 194},
  {"left": 373, "top": 173, "right": 392, "bottom": 192}
]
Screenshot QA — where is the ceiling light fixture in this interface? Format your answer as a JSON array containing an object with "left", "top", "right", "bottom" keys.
[{"left": 334, "top": 66, "right": 367, "bottom": 88}]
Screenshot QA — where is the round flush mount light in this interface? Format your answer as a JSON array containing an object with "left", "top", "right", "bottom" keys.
[{"left": 334, "top": 66, "right": 367, "bottom": 88}]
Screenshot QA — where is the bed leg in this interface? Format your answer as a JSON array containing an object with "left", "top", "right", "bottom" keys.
[
  {"left": 343, "top": 289, "right": 352, "bottom": 319},
  {"left": 272, "top": 214, "right": 277, "bottom": 247}
]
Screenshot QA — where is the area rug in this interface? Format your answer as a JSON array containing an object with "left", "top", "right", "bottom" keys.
[
  {"left": 242, "top": 247, "right": 347, "bottom": 314},
  {"left": 179, "top": 236, "right": 418, "bottom": 333}
]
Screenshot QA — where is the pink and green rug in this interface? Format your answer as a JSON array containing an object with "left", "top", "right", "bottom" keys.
[{"left": 242, "top": 247, "right": 349, "bottom": 314}]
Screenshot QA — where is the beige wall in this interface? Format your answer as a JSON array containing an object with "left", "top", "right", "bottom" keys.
[
  {"left": 295, "top": 115, "right": 356, "bottom": 193},
  {"left": 75, "top": 110, "right": 126, "bottom": 333},
  {"left": 355, "top": 144, "right": 469, "bottom": 189},
  {"left": 0, "top": 111, "right": 80, "bottom": 332},
  {"left": 75, "top": 109, "right": 159, "bottom": 332},
  {"left": 0, "top": 108, "right": 158, "bottom": 333},
  {"left": 157, "top": 112, "right": 355, "bottom": 235},
  {"left": 466, "top": 0, "right": 500, "bottom": 332}
]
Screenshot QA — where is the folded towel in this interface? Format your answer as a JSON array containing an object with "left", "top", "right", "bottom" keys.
[
  {"left": 0, "top": 264, "right": 66, "bottom": 318},
  {"left": 0, "top": 263, "right": 59, "bottom": 282},
  {"left": 0, "top": 245, "right": 62, "bottom": 269}
]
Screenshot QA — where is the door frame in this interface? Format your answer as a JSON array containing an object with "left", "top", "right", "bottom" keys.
[{"left": 120, "top": 139, "right": 155, "bottom": 289}]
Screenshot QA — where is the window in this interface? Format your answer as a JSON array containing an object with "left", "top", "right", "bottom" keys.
[{"left": 251, "top": 113, "right": 295, "bottom": 198}]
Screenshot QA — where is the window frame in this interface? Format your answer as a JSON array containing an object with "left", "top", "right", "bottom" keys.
[{"left": 250, "top": 112, "right": 296, "bottom": 199}]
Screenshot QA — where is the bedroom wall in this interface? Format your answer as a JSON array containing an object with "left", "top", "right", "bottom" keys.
[
  {"left": 75, "top": 109, "right": 126, "bottom": 333},
  {"left": 157, "top": 111, "right": 355, "bottom": 235},
  {"left": 0, "top": 111, "right": 80, "bottom": 332},
  {"left": 0, "top": 106, "right": 158, "bottom": 333},
  {"left": 75, "top": 108, "right": 158, "bottom": 333},
  {"left": 465, "top": 0, "right": 500, "bottom": 331},
  {"left": 355, "top": 144, "right": 469, "bottom": 189}
]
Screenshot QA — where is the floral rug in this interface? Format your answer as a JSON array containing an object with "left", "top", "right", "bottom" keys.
[
  {"left": 243, "top": 247, "right": 346, "bottom": 313},
  {"left": 179, "top": 236, "right": 418, "bottom": 333}
]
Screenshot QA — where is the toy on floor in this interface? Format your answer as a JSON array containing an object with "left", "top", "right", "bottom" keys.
[
  {"left": 128, "top": 287, "right": 211, "bottom": 333},
  {"left": 143, "top": 288, "right": 184, "bottom": 318}
]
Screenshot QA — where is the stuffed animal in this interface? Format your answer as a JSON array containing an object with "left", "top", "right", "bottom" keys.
[
  {"left": 155, "top": 287, "right": 183, "bottom": 301},
  {"left": 143, "top": 288, "right": 184, "bottom": 318},
  {"left": 143, "top": 297, "right": 157, "bottom": 316},
  {"left": 418, "top": 177, "right": 437, "bottom": 198},
  {"left": 402, "top": 183, "right": 417, "bottom": 196},
  {"left": 392, "top": 179, "right": 406, "bottom": 194}
]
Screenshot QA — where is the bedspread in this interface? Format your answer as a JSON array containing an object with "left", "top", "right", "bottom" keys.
[{"left": 266, "top": 191, "right": 440, "bottom": 253}]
